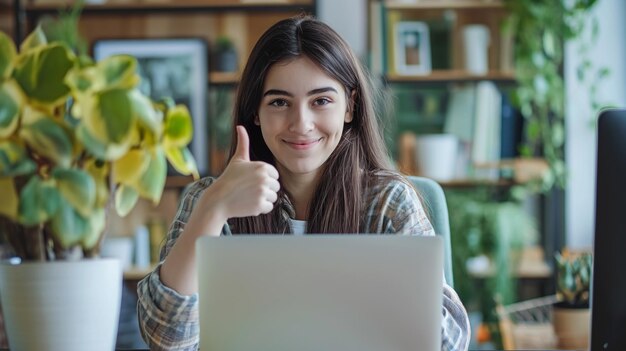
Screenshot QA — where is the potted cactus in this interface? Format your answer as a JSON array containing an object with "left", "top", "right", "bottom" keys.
[
  {"left": 553, "top": 250, "right": 593, "bottom": 350},
  {"left": 0, "top": 23, "right": 198, "bottom": 351}
]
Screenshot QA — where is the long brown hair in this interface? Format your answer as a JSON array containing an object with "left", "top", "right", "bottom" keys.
[{"left": 228, "top": 15, "right": 398, "bottom": 234}]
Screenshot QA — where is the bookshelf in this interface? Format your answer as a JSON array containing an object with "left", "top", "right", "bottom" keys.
[
  {"left": 368, "top": 0, "right": 531, "bottom": 185},
  {"left": 16, "top": 0, "right": 316, "bottom": 88}
]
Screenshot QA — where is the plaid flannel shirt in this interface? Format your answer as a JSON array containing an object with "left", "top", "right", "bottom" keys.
[{"left": 137, "top": 176, "right": 470, "bottom": 351}]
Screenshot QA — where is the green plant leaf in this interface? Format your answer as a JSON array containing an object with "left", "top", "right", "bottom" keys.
[
  {"left": 85, "top": 158, "right": 110, "bottom": 207},
  {"left": 18, "top": 176, "right": 61, "bottom": 226},
  {"left": 19, "top": 26, "right": 47, "bottom": 53},
  {"left": 82, "top": 207, "right": 105, "bottom": 250},
  {"left": 51, "top": 167, "right": 96, "bottom": 217},
  {"left": 50, "top": 198, "right": 89, "bottom": 248},
  {"left": 164, "top": 105, "right": 193, "bottom": 148},
  {"left": 0, "top": 177, "right": 19, "bottom": 219},
  {"left": 130, "top": 89, "right": 161, "bottom": 137},
  {"left": 98, "top": 55, "right": 139, "bottom": 90},
  {"left": 0, "top": 80, "right": 24, "bottom": 139},
  {"left": 84, "top": 89, "right": 134, "bottom": 144},
  {"left": 133, "top": 147, "right": 166, "bottom": 204},
  {"left": 164, "top": 146, "right": 198, "bottom": 178},
  {"left": 65, "top": 65, "right": 97, "bottom": 95},
  {"left": 0, "top": 140, "right": 37, "bottom": 177},
  {"left": 20, "top": 118, "right": 73, "bottom": 168},
  {"left": 112, "top": 148, "right": 150, "bottom": 186},
  {"left": 77, "top": 124, "right": 130, "bottom": 161},
  {"left": 114, "top": 184, "right": 139, "bottom": 217},
  {"left": 13, "top": 43, "right": 74, "bottom": 106},
  {"left": 0, "top": 32, "right": 17, "bottom": 79}
]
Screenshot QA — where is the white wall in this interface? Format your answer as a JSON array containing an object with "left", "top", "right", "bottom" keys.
[
  {"left": 565, "top": 0, "right": 626, "bottom": 249},
  {"left": 317, "top": 0, "right": 367, "bottom": 60}
]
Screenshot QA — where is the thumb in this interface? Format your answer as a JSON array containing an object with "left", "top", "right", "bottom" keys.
[{"left": 233, "top": 125, "right": 250, "bottom": 161}]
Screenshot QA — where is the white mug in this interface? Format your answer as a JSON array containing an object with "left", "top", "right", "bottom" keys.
[{"left": 415, "top": 134, "right": 458, "bottom": 182}]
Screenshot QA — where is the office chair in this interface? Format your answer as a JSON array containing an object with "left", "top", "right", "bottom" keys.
[{"left": 407, "top": 176, "right": 454, "bottom": 287}]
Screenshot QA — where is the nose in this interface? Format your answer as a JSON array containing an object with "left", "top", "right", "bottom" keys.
[{"left": 288, "top": 103, "right": 314, "bottom": 134}]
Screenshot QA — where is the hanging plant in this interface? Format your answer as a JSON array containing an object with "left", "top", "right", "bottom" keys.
[{"left": 503, "top": 0, "right": 602, "bottom": 192}]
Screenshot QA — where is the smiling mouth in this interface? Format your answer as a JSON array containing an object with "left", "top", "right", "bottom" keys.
[{"left": 283, "top": 138, "right": 322, "bottom": 150}]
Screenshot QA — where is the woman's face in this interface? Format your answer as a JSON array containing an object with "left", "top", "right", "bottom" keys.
[{"left": 256, "top": 56, "right": 352, "bottom": 179}]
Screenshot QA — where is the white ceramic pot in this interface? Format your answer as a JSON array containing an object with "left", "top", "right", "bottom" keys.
[{"left": 0, "top": 258, "right": 122, "bottom": 351}]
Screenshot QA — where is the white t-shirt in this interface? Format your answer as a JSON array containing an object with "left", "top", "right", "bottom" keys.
[{"left": 289, "top": 219, "right": 307, "bottom": 235}]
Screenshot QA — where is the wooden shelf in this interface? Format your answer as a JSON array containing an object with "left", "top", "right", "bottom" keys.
[
  {"left": 385, "top": 0, "right": 504, "bottom": 10},
  {"left": 25, "top": 0, "right": 314, "bottom": 13},
  {"left": 210, "top": 71, "right": 240, "bottom": 85},
  {"left": 386, "top": 70, "right": 516, "bottom": 83}
]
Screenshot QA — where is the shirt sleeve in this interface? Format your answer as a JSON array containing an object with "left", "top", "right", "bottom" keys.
[
  {"left": 136, "top": 177, "right": 218, "bottom": 351},
  {"left": 377, "top": 179, "right": 471, "bottom": 351}
]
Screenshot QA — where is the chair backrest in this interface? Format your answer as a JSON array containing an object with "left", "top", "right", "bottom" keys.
[{"left": 407, "top": 176, "right": 454, "bottom": 287}]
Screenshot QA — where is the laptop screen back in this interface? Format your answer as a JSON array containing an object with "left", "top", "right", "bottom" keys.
[
  {"left": 591, "top": 109, "right": 626, "bottom": 350},
  {"left": 196, "top": 235, "right": 443, "bottom": 351}
]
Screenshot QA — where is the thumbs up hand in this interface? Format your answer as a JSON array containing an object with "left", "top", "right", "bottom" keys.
[{"left": 205, "top": 126, "right": 280, "bottom": 221}]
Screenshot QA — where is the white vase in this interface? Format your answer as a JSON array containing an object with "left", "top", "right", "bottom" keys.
[
  {"left": 462, "top": 24, "right": 490, "bottom": 75},
  {"left": 0, "top": 258, "right": 122, "bottom": 351}
]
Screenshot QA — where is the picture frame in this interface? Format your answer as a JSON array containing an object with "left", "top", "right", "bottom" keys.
[
  {"left": 393, "top": 21, "right": 431, "bottom": 75},
  {"left": 93, "top": 38, "right": 209, "bottom": 176}
]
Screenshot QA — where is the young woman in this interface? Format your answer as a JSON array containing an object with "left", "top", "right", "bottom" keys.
[{"left": 137, "top": 15, "right": 470, "bottom": 351}]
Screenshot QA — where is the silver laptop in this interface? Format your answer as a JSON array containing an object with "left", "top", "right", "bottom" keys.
[{"left": 196, "top": 235, "right": 443, "bottom": 351}]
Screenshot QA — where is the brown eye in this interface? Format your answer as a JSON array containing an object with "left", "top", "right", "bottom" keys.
[
  {"left": 269, "top": 99, "right": 288, "bottom": 107},
  {"left": 313, "top": 98, "right": 331, "bottom": 106}
]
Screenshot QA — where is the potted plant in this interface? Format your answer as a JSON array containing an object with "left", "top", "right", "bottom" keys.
[
  {"left": 553, "top": 250, "right": 593, "bottom": 349},
  {"left": 212, "top": 35, "right": 238, "bottom": 73},
  {"left": 0, "top": 24, "right": 198, "bottom": 350},
  {"left": 502, "top": 0, "right": 602, "bottom": 191}
]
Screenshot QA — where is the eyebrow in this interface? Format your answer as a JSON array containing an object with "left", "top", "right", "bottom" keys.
[{"left": 263, "top": 87, "right": 339, "bottom": 97}]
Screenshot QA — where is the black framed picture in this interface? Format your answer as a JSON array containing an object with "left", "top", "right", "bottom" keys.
[{"left": 93, "top": 38, "right": 209, "bottom": 176}]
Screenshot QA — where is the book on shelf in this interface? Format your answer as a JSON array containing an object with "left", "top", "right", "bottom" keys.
[
  {"left": 472, "top": 81, "right": 501, "bottom": 170},
  {"left": 445, "top": 81, "right": 524, "bottom": 181},
  {"left": 500, "top": 92, "right": 524, "bottom": 159}
]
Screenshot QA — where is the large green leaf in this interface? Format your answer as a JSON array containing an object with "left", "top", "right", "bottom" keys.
[
  {"left": 0, "top": 141, "right": 37, "bottom": 177},
  {"left": 0, "top": 80, "right": 24, "bottom": 139},
  {"left": 0, "top": 32, "right": 17, "bottom": 79},
  {"left": 52, "top": 167, "right": 96, "bottom": 217},
  {"left": 83, "top": 89, "right": 134, "bottom": 144},
  {"left": 13, "top": 43, "right": 74, "bottom": 106},
  {"left": 18, "top": 176, "right": 61, "bottom": 226},
  {"left": 0, "top": 177, "right": 18, "bottom": 220},
  {"left": 133, "top": 147, "right": 166, "bottom": 204},
  {"left": 77, "top": 124, "right": 130, "bottom": 161},
  {"left": 20, "top": 118, "right": 72, "bottom": 168},
  {"left": 163, "top": 105, "right": 193, "bottom": 148},
  {"left": 114, "top": 184, "right": 139, "bottom": 217},
  {"left": 165, "top": 146, "right": 198, "bottom": 179},
  {"left": 50, "top": 198, "right": 89, "bottom": 248}
]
